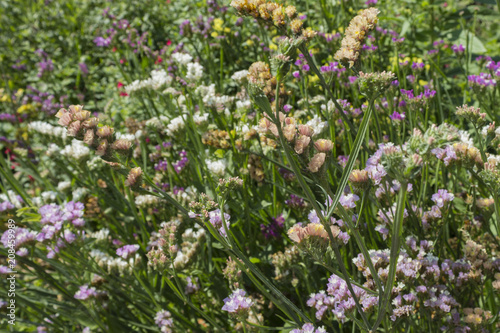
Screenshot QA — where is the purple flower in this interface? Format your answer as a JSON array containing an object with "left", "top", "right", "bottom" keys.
[
  {"left": 1, "top": 227, "right": 37, "bottom": 250},
  {"left": 285, "top": 194, "right": 306, "bottom": 209},
  {"left": 283, "top": 104, "right": 292, "bottom": 113},
  {"left": 451, "top": 44, "right": 465, "bottom": 54},
  {"left": 431, "top": 189, "right": 454, "bottom": 208},
  {"left": 185, "top": 276, "right": 199, "bottom": 294},
  {"left": 79, "top": 63, "right": 89, "bottom": 76},
  {"left": 222, "top": 289, "right": 253, "bottom": 314},
  {"left": 339, "top": 193, "right": 359, "bottom": 209},
  {"left": 63, "top": 201, "right": 84, "bottom": 222},
  {"left": 389, "top": 111, "right": 405, "bottom": 121},
  {"left": 93, "top": 36, "right": 111, "bottom": 47},
  {"left": 74, "top": 284, "right": 104, "bottom": 300},
  {"left": 155, "top": 310, "right": 173, "bottom": 332},
  {"left": 0, "top": 201, "right": 15, "bottom": 211},
  {"left": 37, "top": 59, "right": 54, "bottom": 77},
  {"left": 292, "top": 71, "right": 300, "bottom": 78},
  {"left": 116, "top": 244, "right": 140, "bottom": 259},
  {"left": 291, "top": 323, "right": 327, "bottom": 333},
  {"left": 208, "top": 209, "right": 231, "bottom": 236},
  {"left": 260, "top": 214, "right": 285, "bottom": 239}
]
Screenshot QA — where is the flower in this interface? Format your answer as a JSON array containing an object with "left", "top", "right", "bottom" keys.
[
  {"left": 221, "top": 289, "right": 253, "bottom": 314},
  {"left": 339, "top": 193, "right": 359, "bottom": 209},
  {"left": 116, "top": 244, "right": 140, "bottom": 259},
  {"left": 431, "top": 189, "right": 454, "bottom": 208},
  {"left": 208, "top": 209, "right": 231, "bottom": 236},
  {"left": 155, "top": 310, "right": 173, "bottom": 333},
  {"left": 334, "top": 7, "right": 380, "bottom": 67}
]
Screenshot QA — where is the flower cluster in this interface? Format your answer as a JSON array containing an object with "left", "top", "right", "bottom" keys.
[{"left": 334, "top": 8, "right": 380, "bottom": 67}]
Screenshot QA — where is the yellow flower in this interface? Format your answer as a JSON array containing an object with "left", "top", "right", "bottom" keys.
[
  {"left": 224, "top": 27, "right": 231, "bottom": 33},
  {"left": 211, "top": 31, "right": 218, "bottom": 38},
  {"left": 308, "top": 75, "right": 319, "bottom": 83},
  {"left": 269, "top": 43, "right": 278, "bottom": 51},
  {"left": 17, "top": 104, "right": 33, "bottom": 114},
  {"left": 246, "top": 39, "right": 254, "bottom": 46},
  {"left": 419, "top": 80, "right": 428, "bottom": 87},
  {"left": 213, "top": 18, "right": 224, "bottom": 32}
]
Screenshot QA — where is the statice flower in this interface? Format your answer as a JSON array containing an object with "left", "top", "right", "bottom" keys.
[
  {"left": 339, "top": 193, "right": 360, "bottom": 209},
  {"left": 206, "top": 159, "right": 226, "bottom": 176},
  {"left": 431, "top": 189, "right": 455, "bottom": 208},
  {"left": 116, "top": 244, "right": 140, "bottom": 259},
  {"left": 221, "top": 289, "right": 253, "bottom": 315},
  {"left": 93, "top": 36, "right": 111, "bottom": 47},
  {"left": 468, "top": 73, "right": 496, "bottom": 91},
  {"left": 334, "top": 7, "right": 380, "bottom": 67},
  {"left": 0, "top": 201, "right": 15, "bottom": 211},
  {"left": 185, "top": 276, "right": 200, "bottom": 294},
  {"left": 172, "top": 151, "right": 189, "bottom": 173},
  {"left": 308, "top": 274, "right": 378, "bottom": 322},
  {"left": 261, "top": 214, "right": 285, "bottom": 239},
  {"left": 290, "top": 323, "right": 327, "bottom": 333},
  {"left": 208, "top": 209, "right": 231, "bottom": 236},
  {"left": 451, "top": 44, "right": 465, "bottom": 54},
  {"left": 74, "top": 284, "right": 104, "bottom": 300},
  {"left": 155, "top": 310, "right": 174, "bottom": 333},
  {"left": 1, "top": 227, "right": 37, "bottom": 250}
]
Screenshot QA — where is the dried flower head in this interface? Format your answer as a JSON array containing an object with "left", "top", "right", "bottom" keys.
[
  {"left": 125, "top": 167, "right": 143, "bottom": 188},
  {"left": 334, "top": 8, "right": 380, "bottom": 67}
]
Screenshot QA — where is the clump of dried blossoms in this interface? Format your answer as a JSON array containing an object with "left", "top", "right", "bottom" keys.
[
  {"left": 230, "top": 1, "right": 316, "bottom": 39},
  {"left": 455, "top": 104, "right": 487, "bottom": 126},
  {"left": 334, "top": 8, "right": 380, "bottom": 68},
  {"left": 56, "top": 105, "right": 141, "bottom": 188}
]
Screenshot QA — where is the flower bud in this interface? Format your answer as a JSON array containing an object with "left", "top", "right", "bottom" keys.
[
  {"left": 314, "top": 139, "right": 334, "bottom": 153},
  {"left": 308, "top": 152, "right": 326, "bottom": 173},
  {"left": 294, "top": 135, "right": 310, "bottom": 154},
  {"left": 125, "top": 167, "right": 143, "bottom": 188},
  {"left": 96, "top": 125, "right": 114, "bottom": 138},
  {"left": 297, "top": 124, "right": 314, "bottom": 137}
]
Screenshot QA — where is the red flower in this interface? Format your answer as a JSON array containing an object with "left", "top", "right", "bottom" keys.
[
  {"left": 120, "top": 92, "right": 129, "bottom": 97},
  {"left": 166, "top": 40, "right": 172, "bottom": 46},
  {"left": 155, "top": 56, "right": 163, "bottom": 64},
  {"left": 117, "top": 82, "right": 124, "bottom": 89}
]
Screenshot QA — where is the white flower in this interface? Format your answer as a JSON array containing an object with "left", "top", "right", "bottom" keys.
[
  {"left": 115, "top": 132, "right": 136, "bottom": 141},
  {"left": 90, "top": 228, "right": 110, "bottom": 242},
  {"left": 57, "top": 181, "right": 71, "bottom": 191},
  {"left": 28, "top": 121, "right": 67, "bottom": 140},
  {"left": 172, "top": 52, "right": 193, "bottom": 65},
  {"left": 61, "top": 139, "right": 90, "bottom": 160},
  {"left": 458, "top": 130, "right": 474, "bottom": 147},
  {"left": 306, "top": 115, "right": 328, "bottom": 137},
  {"left": 135, "top": 194, "right": 160, "bottom": 207},
  {"left": 231, "top": 70, "right": 249, "bottom": 83},
  {"left": 206, "top": 159, "right": 226, "bottom": 176},
  {"left": 236, "top": 100, "right": 251, "bottom": 110},
  {"left": 72, "top": 187, "right": 88, "bottom": 201},
  {"left": 41, "top": 191, "right": 58, "bottom": 202},
  {"left": 149, "top": 69, "right": 172, "bottom": 89},
  {"left": 186, "top": 62, "right": 204, "bottom": 81},
  {"left": 193, "top": 113, "right": 209, "bottom": 125},
  {"left": 165, "top": 115, "right": 186, "bottom": 136},
  {"left": 124, "top": 69, "right": 172, "bottom": 94},
  {"left": 47, "top": 143, "right": 61, "bottom": 156},
  {"left": 87, "top": 156, "right": 105, "bottom": 170},
  {"left": 195, "top": 84, "right": 234, "bottom": 107}
]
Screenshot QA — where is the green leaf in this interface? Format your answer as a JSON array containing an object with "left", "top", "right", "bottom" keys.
[
  {"left": 457, "top": 30, "right": 487, "bottom": 54},
  {"left": 214, "top": 149, "right": 225, "bottom": 158},
  {"left": 249, "top": 257, "right": 261, "bottom": 264}
]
